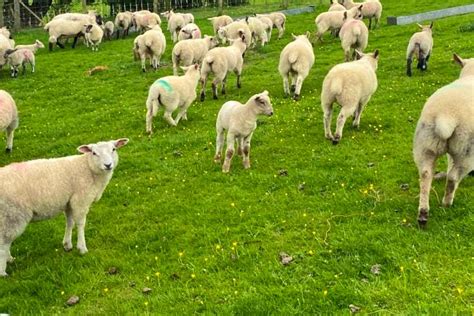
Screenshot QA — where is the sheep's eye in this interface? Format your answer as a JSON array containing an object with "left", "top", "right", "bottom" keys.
[
  {"left": 92, "top": 152, "right": 98, "bottom": 156},
  {"left": 112, "top": 148, "right": 116, "bottom": 152}
]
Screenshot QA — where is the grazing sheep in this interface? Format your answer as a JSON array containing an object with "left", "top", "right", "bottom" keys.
[
  {"left": 134, "top": 26, "right": 166, "bottom": 72},
  {"left": 339, "top": 11, "right": 368, "bottom": 61},
  {"left": 256, "top": 12, "right": 286, "bottom": 39},
  {"left": 44, "top": 19, "right": 85, "bottom": 51},
  {"left": 0, "top": 34, "right": 14, "bottom": 67},
  {"left": 172, "top": 35, "right": 218, "bottom": 75},
  {"left": 177, "top": 23, "right": 202, "bottom": 41},
  {"left": 161, "top": 10, "right": 186, "bottom": 43},
  {"left": 278, "top": 32, "right": 315, "bottom": 101},
  {"left": 321, "top": 50, "right": 379, "bottom": 144},
  {"left": 84, "top": 24, "right": 104, "bottom": 51},
  {"left": 103, "top": 21, "right": 114, "bottom": 40},
  {"left": 217, "top": 21, "right": 252, "bottom": 47},
  {"left": 315, "top": 5, "right": 363, "bottom": 41},
  {"left": 246, "top": 17, "right": 268, "bottom": 47},
  {"left": 146, "top": 64, "right": 201, "bottom": 132},
  {"left": 329, "top": 0, "right": 346, "bottom": 11},
  {"left": 200, "top": 35, "right": 248, "bottom": 101},
  {"left": 413, "top": 54, "right": 474, "bottom": 227},
  {"left": 0, "top": 90, "right": 18, "bottom": 153},
  {"left": 208, "top": 15, "right": 233, "bottom": 34},
  {"left": 214, "top": 91, "right": 274, "bottom": 173},
  {"left": 256, "top": 15, "right": 273, "bottom": 42},
  {"left": 15, "top": 40, "right": 45, "bottom": 53},
  {"left": 342, "top": 0, "right": 382, "bottom": 29},
  {"left": 0, "top": 138, "right": 129, "bottom": 277},
  {"left": 114, "top": 11, "right": 133, "bottom": 38},
  {"left": 4, "top": 48, "right": 36, "bottom": 77},
  {"left": 406, "top": 22, "right": 433, "bottom": 77}
]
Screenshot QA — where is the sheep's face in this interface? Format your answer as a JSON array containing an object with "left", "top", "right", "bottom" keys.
[
  {"left": 349, "top": 5, "right": 363, "bottom": 20},
  {"left": 254, "top": 91, "right": 273, "bottom": 116},
  {"left": 78, "top": 139, "right": 129, "bottom": 173},
  {"left": 217, "top": 27, "right": 227, "bottom": 41},
  {"left": 35, "top": 40, "right": 45, "bottom": 48},
  {"left": 205, "top": 35, "right": 219, "bottom": 48}
]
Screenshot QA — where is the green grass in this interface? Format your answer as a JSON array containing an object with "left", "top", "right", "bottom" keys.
[{"left": 1, "top": 1, "right": 473, "bottom": 314}]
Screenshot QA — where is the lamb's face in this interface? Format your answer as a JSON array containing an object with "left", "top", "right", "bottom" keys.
[
  {"left": 78, "top": 139, "right": 129, "bottom": 173},
  {"left": 35, "top": 40, "right": 45, "bottom": 48},
  {"left": 254, "top": 91, "right": 273, "bottom": 116},
  {"left": 206, "top": 36, "right": 218, "bottom": 49},
  {"left": 217, "top": 27, "right": 227, "bottom": 41}
]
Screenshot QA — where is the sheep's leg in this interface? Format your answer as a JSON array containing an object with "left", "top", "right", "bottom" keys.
[
  {"left": 221, "top": 74, "right": 227, "bottom": 95},
  {"left": 62, "top": 208, "right": 74, "bottom": 252},
  {"left": 416, "top": 154, "right": 436, "bottom": 227},
  {"left": 175, "top": 102, "right": 192, "bottom": 125},
  {"left": 200, "top": 75, "right": 208, "bottom": 102},
  {"left": 5, "top": 125, "right": 15, "bottom": 153},
  {"left": 141, "top": 54, "right": 147, "bottom": 72},
  {"left": 278, "top": 24, "right": 284, "bottom": 39},
  {"left": 242, "top": 133, "right": 253, "bottom": 169},
  {"left": 282, "top": 73, "right": 290, "bottom": 97},
  {"left": 406, "top": 55, "right": 413, "bottom": 77},
  {"left": 235, "top": 69, "right": 242, "bottom": 89},
  {"left": 75, "top": 216, "right": 88, "bottom": 254},
  {"left": 163, "top": 110, "right": 177, "bottom": 126},
  {"left": 353, "top": 101, "right": 368, "bottom": 128},
  {"left": 222, "top": 132, "right": 236, "bottom": 173},
  {"left": 293, "top": 74, "right": 304, "bottom": 101},
  {"left": 214, "top": 127, "right": 225, "bottom": 163},
  {"left": 442, "top": 155, "right": 470, "bottom": 207},
  {"left": 212, "top": 75, "right": 224, "bottom": 100},
  {"left": 236, "top": 137, "right": 243, "bottom": 156},
  {"left": 56, "top": 40, "right": 65, "bottom": 49},
  {"left": 368, "top": 18, "right": 372, "bottom": 30},
  {"left": 0, "top": 244, "right": 9, "bottom": 277},
  {"left": 72, "top": 33, "right": 81, "bottom": 49},
  {"left": 31, "top": 59, "right": 35, "bottom": 73},
  {"left": 322, "top": 102, "right": 334, "bottom": 141},
  {"left": 333, "top": 105, "right": 354, "bottom": 144}
]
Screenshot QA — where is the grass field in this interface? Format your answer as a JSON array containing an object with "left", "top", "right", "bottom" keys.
[{"left": 0, "top": 0, "right": 473, "bottom": 314}]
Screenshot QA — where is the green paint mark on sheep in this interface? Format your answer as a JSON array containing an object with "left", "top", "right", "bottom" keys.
[{"left": 154, "top": 79, "right": 173, "bottom": 92}]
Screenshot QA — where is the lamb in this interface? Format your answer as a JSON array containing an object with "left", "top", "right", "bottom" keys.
[
  {"left": 177, "top": 23, "right": 202, "bottom": 41},
  {"left": 329, "top": 0, "right": 346, "bottom": 11},
  {"left": 406, "top": 22, "right": 433, "bottom": 77},
  {"left": 214, "top": 91, "right": 274, "bottom": 173},
  {"left": 14, "top": 40, "right": 45, "bottom": 53},
  {"left": 321, "top": 50, "right": 379, "bottom": 144},
  {"left": 342, "top": 0, "right": 382, "bottom": 29},
  {"left": 0, "top": 27, "right": 14, "bottom": 47},
  {"left": 0, "top": 34, "right": 14, "bottom": 67},
  {"left": 103, "top": 21, "right": 114, "bottom": 40},
  {"left": 134, "top": 11, "right": 161, "bottom": 34},
  {"left": 246, "top": 17, "right": 268, "bottom": 47},
  {"left": 84, "top": 23, "right": 104, "bottom": 51},
  {"left": 44, "top": 19, "right": 86, "bottom": 51},
  {"left": 217, "top": 21, "right": 252, "bottom": 47},
  {"left": 339, "top": 11, "right": 368, "bottom": 61},
  {"left": 413, "top": 54, "right": 474, "bottom": 227},
  {"left": 134, "top": 25, "right": 166, "bottom": 72},
  {"left": 200, "top": 35, "right": 248, "bottom": 101},
  {"left": 208, "top": 15, "right": 233, "bottom": 35},
  {"left": 4, "top": 48, "right": 36, "bottom": 77},
  {"left": 0, "top": 90, "right": 18, "bottom": 153},
  {"left": 182, "top": 13, "right": 194, "bottom": 24},
  {"left": 161, "top": 10, "right": 186, "bottom": 43},
  {"left": 114, "top": 11, "right": 133, "bottom": 38},
  {"left": 0, "top": 138, "right": 129, "bottom": 276},
  {"left": 256, "top": 12, "right": 286, "bottom": 39},
  {"left": 172, "top": 35, "right": 218, "bottom": 75},
  {"left": 315, "top": 5, "right": 363, "bottom": 41},
  {"left": 146, "top": 64, "right": 201, "bottom": 132},
  {"left": 278, "top": 32, "right": 315, "bottom": 101},
  {"left": 255, "top": 15, "right": 273, "bottom": 42}
]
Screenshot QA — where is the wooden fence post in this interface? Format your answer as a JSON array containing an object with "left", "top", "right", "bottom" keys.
[
  {"left": 217, "top": 0, "right": 222, "bottom": 15},
  {"left": 153, "top": 0, "right": 158, "bottom": 12},
  {"left": 0, "top": 0, "right": 4, "bottom": 27},
  {"left": 13, "top": 0, "right": 20, "bottom": 31},
  {"left": 82, "top": 0, "right": 87, "bottom": 13}
]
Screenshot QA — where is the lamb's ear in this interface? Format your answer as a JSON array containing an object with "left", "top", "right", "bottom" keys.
[
  {"left": 355, "top": 49, "right": 364, "bottom": 60},
  {"left": 180, "top": 65, "right": 190, "bottom": 71},
  {"left": 193, "top": 63, "right": 199, "bottom": 70},
  {"left": 453, "top": 53, "right": 465, "bottom": 67},
  {"left": 292, "top": 33, "right": 297, "bottom": 40},
  {"left": 358, "top": 4, "right": 363, "bottom": 10},
  {"left": 262, "top": 90, "right": 269, "bottom": 96},
  {"left": 305, "top": 31, "right": 311, "bottom": 38},
  {"left": 416, "top": 23, "right": 423, "bottom": 29},
  {"left": 343, "top": 11, "right": 347, "bottom": 21},
  {"left": 77, "top": 144, "right": 93, "bottom": 154},
  {"left": 114, "top": 138, "right": 129, "bottom": 149},
  {"left": 373, "top": 49, "right": 379, "bottom": 59},
  {"left": 429, "top": 21, "right": 433, "bottom": 29}
]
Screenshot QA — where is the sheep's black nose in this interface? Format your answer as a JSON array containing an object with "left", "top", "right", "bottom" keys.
[
  {"left": 269, "top": 111, "right": 274, "bottom": 116},
  {"left": 104, "top": 163, "right": 112, "bottom": 169}
]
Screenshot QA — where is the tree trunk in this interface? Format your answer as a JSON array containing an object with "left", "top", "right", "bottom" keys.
[
  {"left": 217, "top": 0, "right": 223, "bottom": 15},
  {"left": 82, "top": 0, "right": 87, "bottom": 13},
  {"left": 13, "top": 0, "right": 20, "bottom": 31},
  {"left": 0, "top": 0, "right": 4, "bottom": 27},
  {"left": 153, "top": 0, "right": 158, "bottom": 12}
]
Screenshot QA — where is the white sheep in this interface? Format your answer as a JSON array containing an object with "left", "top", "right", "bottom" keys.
[
  {"left": 146, "top": 64, "right": 201, "bottom": 132},
  {"left": 84, "top": 23, "right": 104, "bottom": 51},
  {"left": 0, "top": 34, "right": 14, "bottom": 67},
  {"left": 172, "top": 35, "right": 218, "bottom": 75},
  {"left": 339, "top": 11, "right": 368, "bottom": 61},
  {"left": 208, "top": 15, "right": 233, "bottom": 35},
  {"left": 103, "top": 21, "right": 114, "bottom": 40},
  {"left": 114, "top": 11, "right": 133, "bottom": 38},
  {"left": 134, "top": 26, "right": 166, "bottom": 72},
  {"left": 161, "top": 10, "right": 186, "bottom": 43},
  {"left": 321, "top": 50, "right": 379, "bottom": 144},
  {"left": 406, "top": 22, "right": 433, "bottom": 77},
  {"left": 278, "top": 32, "right": 314, "bottom": 100},
  {"left": 0, "top": 27, "right": 14, "bottom": 47},
  {"left": 256, "top": 15, "right": 273, "bottom": 42},
  {"left": 256, "top": 12, "right": 286, "bottom": 39},
  {"left": 0, "top": 138, "right": 128, "bottom": 277},
  {"left": 315, "top": 5, "right": 363, "bottom": 41},
  {"left": 44, "top": 19, "right": 86, "bottom": 51},
  {"left": 329, "top": 0, "right": 346, "bottom": 11},
  {"left": 177, "top": 23, "right": 202, "bottom": 41},
  {"left": 342, "top": 0, "right": 382, "bottom": 29},
  {"left": 413, "top": 54, "right": 474, "bottom": 227},
  {"left": 4, "top": 48, "right": 36, "bottom": 77},
  {"left": 182, "top": 13, "right": 194, "bottom": 24},
  {"left": 200, "top": 35, "right": 248, "bottom": 101},
  {"left": 217, "top": 21, "right": 252, "bottom": 47},
  {"left": 134, "top": 11, "right": 161, "bottom": 34},
  {"left": 0, "top": 90, "right": 18, "bottom": 153},
  {"left": 52, "top": 12, "right": 102, "bottom": 25},
  {"left": 246, "top": 17, "right": 268, "bottom": 47},
  {"left": 14, "top": 39, "right": 45, "bottom": 53},
  {"left": 214, "top": 91, "right": 274, "bottom": 173}
]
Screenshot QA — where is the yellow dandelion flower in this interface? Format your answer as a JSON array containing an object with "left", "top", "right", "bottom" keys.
[
  {"left": 456, "top": 287, "right": 464, "bottom": 294},
  {"left": 402, "top": 218, "right": 407, "bottom": 223},
  {"left": 144, "top": 301, "right": 149, "bottom": 306},
  {"left": 232, "top": 241, "right": 238, "bottom": 247},
  {"left": 146, "top": 276, "right": 150, "bottom": 281},
  {"left": 308, "top": 250, "right": 314, "bottom": 256},
  {"left": 231, "top": 246, "right": 235, "bottom": 251},
  {"left": 230, "top": 202, "right": 235, "bottom": 207},
  {"left": 323, "top": 290, "right": 328, "bottom": 296},
  {"left": 303, "top": 213, "right": 307, "bottom": 217},
  {"left": 61, "top": 291, "right": 65, "bottom": 295},
  {"left": 363, "top": 189, "right": 368, "bottom": 195},
  {"left": 400, "top": 266, "right": 404, "bottom": 272},
  {"left": 154, "top": 256, "right": 158, "bottom": 260},
  {"left": 215, "top": 244, "right": 221, "bottom": 250},
  {"left": 155, "top": 272, "right": 160, "bottom": 277},
  {"left": 103, "top": 288, "right": 109, "bottom": 293},
  {"left": 179, "top": 251, "right": 184, "bottom": 257},
  {"left": 191, "top": 273, "right": 196, "bottom": 279}
]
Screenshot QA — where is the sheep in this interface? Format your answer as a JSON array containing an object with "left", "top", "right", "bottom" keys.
[
  {"left": 161, "top": 10, "right": 186, "bottom": 43},
  {"left": 342, "top": 0, "right": 382, "bottom": 29},
  {"left": 339, "top": 11, "right": 368, "bottom": 61},
  {"left": 246, "top": 17, "right": 268, "bottom": 47},
  {"left": 321, "top": 50, "right": 379, "bottom": 144},
  {"left": 134, "top": 26, "right": 166, "bottom": 72},
  {"left": 103, "top": 21, "right": 114, "bottom": 40},
  {"left": 44, "top": 19, "right": 86, "bottom": 51},
  {"left": 208, "top": 15, "right": 233, "bottom": 35},
  {"left": 0, "top": 138, "right": 129, "bottom": 276},
  {"left": 214, "top": 91, "right": 273, "bottom": 173},
  {"left": 146, "top": 64, "right": 201, "bottom": 132},
  {"left": 217, "top": 21, "right": 252, "bottom": 47},
  {"left": 84, "top": 23, "right": 104, "bottom": 51},
  {"left": 406, "top": 22, "right": 433, "bottom": 77},
  {"left": 329, "top": 0, "right": 346, "bottom": 11},
  {"left": 172, "top": 35, "right": 218, "bottom": 76},
  {"left": 0, "top": 34, "right": 14, "bottom": 67},
  {"left": 52, "top": 12, "right": 103, "bottom": 26},
  {"left": 0, "top": 27, "right": 14, "bottom": 47},
  {"left": 413, "top": 54, "right": 474, "bottom": 227},
  {"left": 14, "top": 40, "right": 45, "bottom": 53},
  {"left": 114, "top": 11, "right": 133, "bottom": 38},
  {"left": 134, "top": 11, "right": 161, "bottom": 34},
  {"left": 256, "top": 15, "right": 273, "bottom": 42},
  {"left": 0, "top": 90, "right": 18, "bottom": 153},
  {"left": 177, "top": 23, "right": 202, "bottom": 41},
  {"left": 256, "top": 12, "right": 286, "bottom": 39},
  {"left": 278, "top": 32, "right": 314, "bottom": 101},
  {"left": 4, "top": 48, "right": 36, "bottom": 77},
  {"left": 200, "top": 35, "right": 248, "bottom": 101},
  {"left": 315, "top": 5, "right": 363, "bottom": 41},
  {"left": 182, "top": 13, "right": 194, "bottom": 24}
]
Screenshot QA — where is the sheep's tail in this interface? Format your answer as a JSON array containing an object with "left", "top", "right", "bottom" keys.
[
  {"left": 288, "top": 51, "right": 298, "bottom": 64},
  {"left": 147, "top": 88, "right": 161, "bottom": 117},
  {"left": 204, "top": 55, "right": 214, "bottom": 72},
  {"left": 44, "top": 22, "right": 51, "bottom": 31},
  {"left": 414, "top": 43, "right": 420, "bottom": 60},
  {"left": 328, "top": 77, "right": 343, "bottom": 96},
  {"left": 434, "top": 115, "right": 457, "bottom": 140}
]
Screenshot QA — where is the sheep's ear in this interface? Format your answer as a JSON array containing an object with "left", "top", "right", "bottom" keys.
[
  {"left": 292, "top": 33, "right": 297, "bottom": 39},
  {"left": 262, "top": 90, "right": 269, "bottom": 96},
  {"left": 180, "top": 66, "right": 190, "bottom": 71},
  {"left": 453, "top": 53, "right": 465, "bottom": 67},
  {"left": 416, "top": 23, "right": 423, "bottom": 29},
  {"left": 114, "top": 138, "right": 129, "bottom": 149},
  {"left": 305, "top": 31, "right": 311, "bottom": 38},
  {"left": 343, "top": 11, "right": 347, "bottom": 21},
  {"left": 77, "top": 144, "right": 93, "bottom": 154},
  {"left": 358, "top": 4, "right": 363, "bottom": 10},
  {"left": 194, "top": 63, "right": 199, "bottom": 70},
  {"left": 429, "top": 21, "right": 433, "bottom": 29},
  {"left": 355, "top": 50, "right": 364, "bottom": 60},
  {"left": 373, "top": 49, "right": 379, "bottom": 59}
]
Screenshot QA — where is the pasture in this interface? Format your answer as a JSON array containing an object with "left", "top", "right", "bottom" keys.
[{"left": 0, "top": 0, "right": 473, "bottom": 313}]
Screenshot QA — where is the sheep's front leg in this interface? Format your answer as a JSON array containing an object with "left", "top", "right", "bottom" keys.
[
  {"left": 293, "top": 74, "right": 304, "bottom": 101},
  {"left": 0, "top": 244, "right": 9, "bottom": 277},
  {"left": 242, "top": 133, "right": 253, "bottom": 169},
  {"left": 214, "top": 127, "right": 225, "bottom": 163},
  {"left": 222, "top": 132, "right": 236, "bottom": 173},
  {"left": 5, "top": 125, "right": 15, "bottom": 153},
  {"left": 234, "top": 69, "right": 242, "bottom": 89},
  {"left": 333, "top": 105, "right": 354, "bottom": 144},
  {"left": 74, "top": 215, "right": 88, "bottom": 254},
  {"left": 221, "top": 75, "right": 228, "bottom": 95},
  {"left": 63, "top": 208, "right": 74, "bottom": 252},
  {"left": 140, "top": 54, "right": 147, "bottom": 72},
  {"left": 163, "top": 110, "right": 177, "bottom": 126}
]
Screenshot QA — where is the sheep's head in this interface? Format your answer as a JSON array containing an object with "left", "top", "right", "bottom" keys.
[
  {"left": 292, "top": 32, "right": 312, "bottom": 46},
  {"left": 0, "top": 27, "right": 11, "bottom": 39},
  {"left": 204, "top": 35, "right": 219, "bottom": 49},
  {"left": 356, "top": 49, "right": 379, "bottom": 70},
  {"left": 453, "top": 53, "right": 474, "bottom": 78},
  {"left": 78, "top": 139, "right": 129, "bottom": 173},
  {"left": 348, "top": 5, "right": 363, "bottom": 20},
  {"left": 251, "top": 91, "right": 273, "bottom": 116},
  {"left": 217, "top": 26, "right": 227, "bottom": 41},
  {"left": 417, "top": 22, "right": 433, "bottom": 33},
  {"left": 35, "top": 39, "right": 45, "bottom": 48},
  {"left": 181, "top": 63, "right": 200, "bottom": 78},
  {"left": 83, "top": 24, "right": 94, "bottom": 33}
]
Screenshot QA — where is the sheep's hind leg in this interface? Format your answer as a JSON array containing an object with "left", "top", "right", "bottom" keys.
[
  {"left": 293, "top": 74, "right": 304, "bottom": 101},
  {"left": 5, "top": 124, "right": 15, "bottom": 153},
  {"left": 333, "top": 105, "right": 355, "bottom": 144},
  {"left": 0, "top": 244, "right": 9, "bottom": 277},
  {"left": 214, "top": 128, "right": 225, "bottom": 163},
  {"left": 221, "top": 74, "right": 227, "bottom": 95},
  {"left": 282, "top": 73, "right": 290, "bottom": 97},
  {"left": 415, "top": 153, "right": 436, "bottom": 227},
  {"left": 222, "top": 132, "right": 236, "bottom": 173},
  {"left": 200, "top": 75, "right": 208, "bottom": 102},
  {"left": 163, "top": 110, "right": 177, "bottom": 126},
  {"left": 442, "top": 155, "right": 470, "bottom": 207},
  {"left": 322, "top": 102, "right": 334, "bottom": 141}
]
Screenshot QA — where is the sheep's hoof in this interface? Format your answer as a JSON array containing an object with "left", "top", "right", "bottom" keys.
[
  {"left": 442, "top": 198, "right": 453, "bottom": 208},
  {"left": 142, "top": 68, "right": 146, "bottom": 73},
  {"left": 213, "top": 156, "right": 221, "bottom": 163},
  {"left": 290, "top": 85, "right": 296, "bottom": 93},
  {"left": 469, "top": 170, "right": 474, "bottom": 177},
  {"left": 406, "top": 71, "right": 412, "bottom": 77},
  {"left": 417, "top": 208, "right": 428, "bottom": 228},
  {"left": 63, "top": 244, "right": 73, "bottom": 252},
  {"left": 5, "top": 148, "right": 11, "bottom": 154},
  {"left": 332, "top": 136, "right": 340, "bottom": 145},
  {"left": 237, "top": 83, "right": 241, "bottom": 89},
  {"left": 7, "top": 256, "right": 15, "bottom": 263},
  {"left": 0, "top": 272, "right": 8, "bottom": 277},
  {"left": 78, "top": 248, "right": 88, "bottom": 255},
  {"left": 222, "top": 168, "right": 230, "bottom": 173},
  {"left": 293, "top": 94, "right": 301, "bottom": 101}
]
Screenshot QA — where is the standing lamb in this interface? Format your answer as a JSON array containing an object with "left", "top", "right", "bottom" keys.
[
  {"left": 4, "top": 48, "right": 36, "bottom": 77},
  {"left": 0, "top": 90, "right": 18, "bottom": 153},
  {"left": 0, "top": 138, "right": 129, "bottom": 276},
  {"left": 84, "top": 23, "right": 104, "bottom": 51},
  {"left": 278, "top": 32, "right": 315, "bottom": 101},
  {"left": 246, "top": 17, "right": 268, "bottom": 47},
  {"left": 256, "top": 15, "right": 273, "bottom": 42},
  {"left": 44, "top": 19, "right": 85, "bottom": 51},
  {"left": 208, "top": 15, "right": 233, "bottom": 35},
  {"left": 103, "top": 21, "right": 114, "bottom": 40},
  {"left": 315, "top": 5, "right": 363, "bottom": 41},
  {"left": 134, "top": 25, "right": 166, "bottom": 72},
  {"left": 406, "top": 22, "right": 433, "bottom": 77},
  {"left": 172, "top": 35, "right": 218, "bottom": 75},
  {"left": 161, "top": 10, "right": 186, "bottom": 43},
  {"left": 177, "top": 23, "right": 202, "bottom": 41},
  {"left": 146, "top": 64, "right": 201, "bottom": 132},
  {"left": 413, "top": 54, "right": 474, "bottom": 227},
  {"left": 321, "top": 50, "right": 379, "bottom": 144},
  {"left": 339, "top": 11, "right": 368, "bottom": 61},
  {"left": 217, "top": 21, "right": 252, "bottom": 47},
  {"left": 114, "top": 11, "right": 133, "bottom": 38},
  {"left": 256, "top": 12, "right": 286, "bottom": 39},
  {"left": 214, "top": 91, "right": 274, "bottom": 173},
  {"left": 342, "top": 0, "right": 382, "bottom": 29},
  {"left": 15, "top": 40, "right": 45, "bottom": 53},
  {"left": 200, "top": 35, "right": 248, "bottom": 101},
  {"left": 0, "top": 34, "right": 14, "bottom": 67},
  {"left": 329, "top": 0, "right": 346, "bottom": 11}
]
